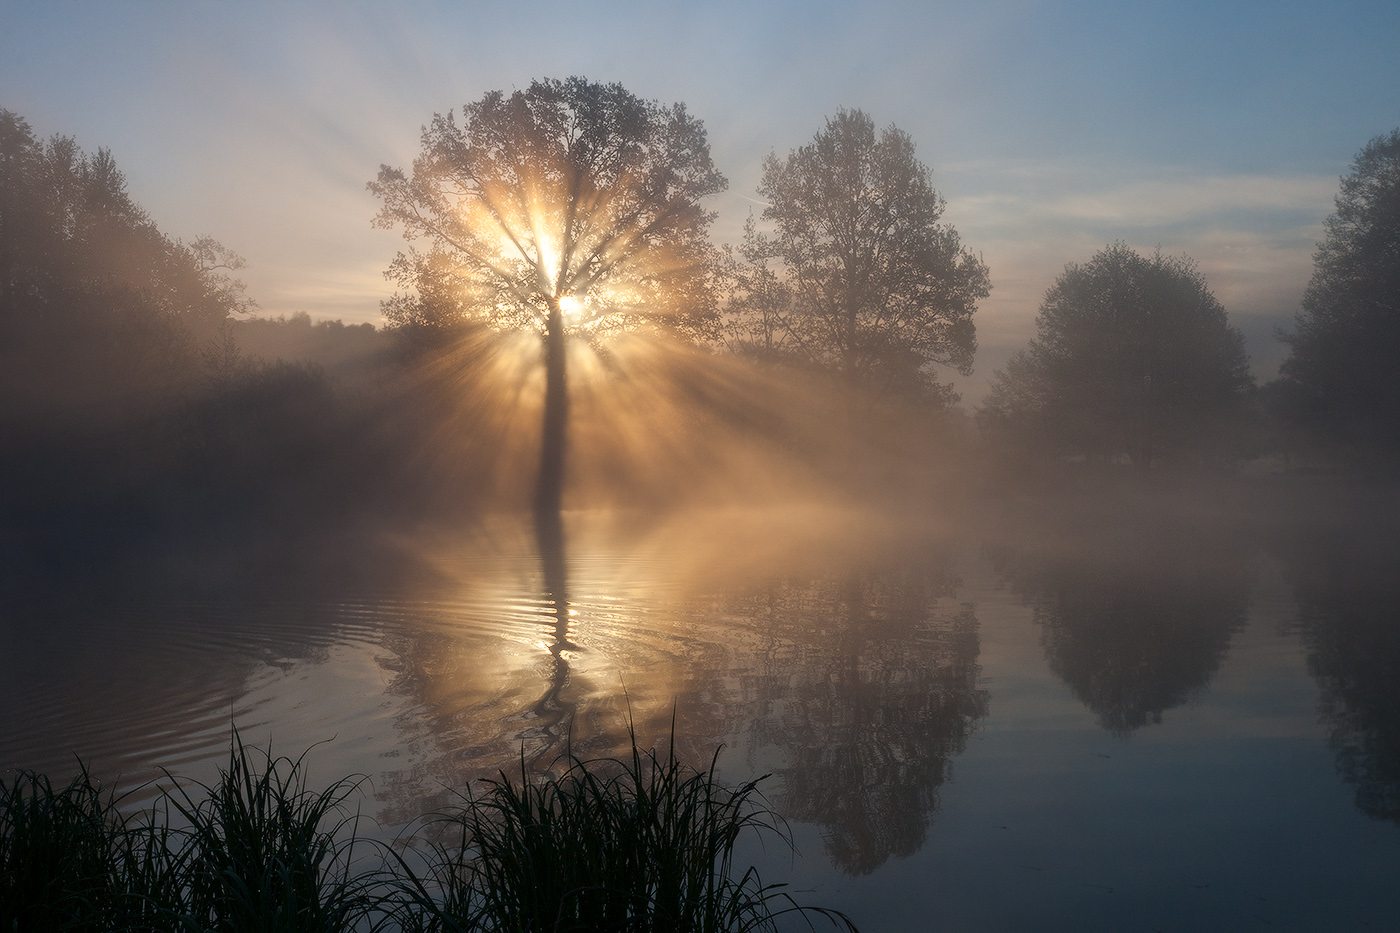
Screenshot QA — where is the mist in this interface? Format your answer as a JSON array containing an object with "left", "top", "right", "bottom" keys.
[{"left": 4, "top": 74, "right": 1400, "bottom": 931}]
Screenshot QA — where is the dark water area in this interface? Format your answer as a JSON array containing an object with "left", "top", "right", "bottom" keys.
[{"left": 4, "top": 489, "right": 1400, "bottom": 931}]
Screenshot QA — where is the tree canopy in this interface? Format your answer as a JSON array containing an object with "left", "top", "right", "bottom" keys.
[
  {"left": 726, "top": 109, "right": 989, "bottom": 407},
  {"left": 369, "top": 76, "right": 726, "bottom": 340},
  {"left": 979, "top": 243, "right": 1251, "bottom": 466},
  {"left": 1279, "top": 129, "right": 1400, "bottom": 451},
  {"left": 0, "top": 108, "right": 252, "bottom": 429},
  {"left": 0, "top": 110, "right": 250, "bottom": 332}
]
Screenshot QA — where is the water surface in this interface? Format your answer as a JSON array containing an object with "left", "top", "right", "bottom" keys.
[{"left": 3, "top": 502, "right": 1399, "bottom": 931}]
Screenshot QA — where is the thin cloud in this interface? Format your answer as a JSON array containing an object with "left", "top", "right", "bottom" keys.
[{"left": 952, "top": 172, "right": 1337, "bottom": 230}]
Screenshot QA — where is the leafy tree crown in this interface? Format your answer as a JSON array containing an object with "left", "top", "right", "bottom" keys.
[
  {"left": 981, "top": 243, "right": 1250, "bottom": 465},
  {"left": 370, "top": 77, "right": 726, "bottom": 340},
  {"left": 1280, "top": 128, "right": 1400, "bottom": 447},
  {"left": 728, "top": 109, "right": 989, "bottom": 405}
]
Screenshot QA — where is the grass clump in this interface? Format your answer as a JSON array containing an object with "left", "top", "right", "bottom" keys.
[
  {"left": 0, "top": 766, "right": 125, "bottom": 931},
  {"left": 166, "top": 735, "right": 371, "bottom": 932},
  {"left": 392, "top": 730, "right": 858, "bottom": 933},
  {"left": 1, "top": 730, "right": 859, "bottom": 932},
  {"left": 0, "top": 737, "right": 372, "bottom": 932}
]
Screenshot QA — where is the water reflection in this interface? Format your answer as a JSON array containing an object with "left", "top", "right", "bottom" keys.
[
  {"left": 533, "top": 510, "right": 578, "bottom": 744},
  {"left": 7, "top": 502, "right": 1400, "bottom": 928},
  {"left": 993, "top": 531, "right": 1250, "bottom": 735},
  {"left": 1285, "top": 518, "right": 1400, "bottom": 823},
  {"left": 729, "top": 566, "right": 987, "bottom": 875},
  {"left": 356, "top": 517, "right": 988, "bottom": 874},
  {"left": 0, "top": 581, "right": 382, "bottom": 784}
]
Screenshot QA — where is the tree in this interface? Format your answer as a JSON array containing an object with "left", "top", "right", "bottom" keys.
[
  {"left": 1279, "top": 129, "right": 1400, "bottom": 451},
  {"left": 727, "top": 109, "right": 989, "bottom": 407},
  {"left": 0, "top": 108, "right": 253, "bottom": 427},
  {"left": 979, "top": 244, "right": 1251, "bottom": 466},
  {"left": 369, "top": 77, "right": 726, "bottom": 522}
]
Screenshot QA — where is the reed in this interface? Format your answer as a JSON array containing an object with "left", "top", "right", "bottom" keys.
[
  {"left": 391, "top": 730, "right": 859, "bottom": 933},
  {"left": 164, "top": 733, "right": 374, "bottom": 932},
  {"left": 1, "top": 731, "right": 859, "bottom": 932},
  {"left": 0, "top": 766, "right": 126, "bottom": 931}
]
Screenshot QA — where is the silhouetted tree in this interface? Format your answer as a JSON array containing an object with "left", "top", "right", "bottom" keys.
[
  {"left": 727, "top": 109, "right": 989, "bottom": 407},
  {"left": 1278, "top": 129, "right": 1400, "bottom": 454},
  {"left": 369, "top": 78, "right": 726, "bottom": 522},
  {"left": 0, "top": 111, "right": 250, "bottom": 336},
  {"left": 0, "top": 109, "right": 448, "bottom": 558},
  {"left": 0, "top": 109, "right": 257, "bottom": 441},
  {"left": 980, "top": 243, "right": 1251, "bottom": 466}
]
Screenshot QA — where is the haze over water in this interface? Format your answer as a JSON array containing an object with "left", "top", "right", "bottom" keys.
[
  {"left": 5, "top": 6, "right": 1400, "bottom": 930},
  {"left": 5, "top": 494, "right": 1399, "bottom": 932}
]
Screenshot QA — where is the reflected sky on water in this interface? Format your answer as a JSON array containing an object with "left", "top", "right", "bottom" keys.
[{"left": 2, "top": 503, "right": 1399, "bottom": 931}]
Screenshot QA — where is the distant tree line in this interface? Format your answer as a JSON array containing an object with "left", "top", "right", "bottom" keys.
[
  {"left": 4, "top": 88, "right": 1399, "bottom": 575},
  {"left": 0, "top": 109, "right": 494, "bottom": 584},
  {"left": 371, "top": 80, "right": 1400, "bottom": 480},
  {"left": 979, "top": 130, "right": 1400, "bottom": 469}
]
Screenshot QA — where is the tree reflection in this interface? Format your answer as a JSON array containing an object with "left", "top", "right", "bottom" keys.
[
  {"left": 995, "top": 533, "right": 1249, "bottom": 735},
  {"left": 368, "top": 539, "right": 586, "bottom": 829},
  {"left": 533, "top": 513, "right": 578, "bottom": 745},
  {"left": 1285, "top": 519, "right": 1400, "bottom": 823},
  {"left": 732, "top": 563, "right": 987, "bottom": 875},
  {"left": 343, "top": 518, "right": 987, "bottom": 872}
]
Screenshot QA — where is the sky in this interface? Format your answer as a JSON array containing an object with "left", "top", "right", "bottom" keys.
[{"left": 4, "top": 0, "right": 1399, "bottom": 402}]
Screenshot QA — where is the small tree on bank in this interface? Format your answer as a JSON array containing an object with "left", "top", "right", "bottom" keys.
[
  {"left": 370, "top": 77, "right": 726, "bottom": 522},
  {"left": 979, "top": 244, "right": 1251, "bottom": 467},
  {"left": 726, "top": 109, "right": 989, "bottom": 409}
]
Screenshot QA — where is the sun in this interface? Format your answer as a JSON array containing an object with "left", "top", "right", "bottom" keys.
[{"left": 558, "top": 295, "right": 584, "bottom": 317}]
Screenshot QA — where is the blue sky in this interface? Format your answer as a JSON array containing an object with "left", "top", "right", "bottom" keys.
[{"left": 4, "top": 0, "right": 1398, "bottom": 400}]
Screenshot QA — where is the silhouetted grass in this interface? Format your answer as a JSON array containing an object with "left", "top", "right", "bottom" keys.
[
  {"left": 164, "top": 734, "right": 373, "bottom": 932},
  {"left": 0, "top": 738, "right": 374, "bottom": 932},
  {"left": 0, "top": 765, "right": 124, "bottom": 930},
  {"left": 390, "top": 731, "right": 858, "bottom": 932},
  {"left": 1, "top": 732, "right": 859, "bottom": 932}
]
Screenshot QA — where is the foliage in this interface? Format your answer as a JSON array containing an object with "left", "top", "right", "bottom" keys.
[
  {"left": 389, "top": 731, "right": 858, "bottom": 933},
  {"left": 2, "top": 732, "right": 858, "bottom": 932},
  {"left": 166, "top": 734, "right": 371, "bottom": 932},
  {"left": 0, "top": 108, "right": 497, "bottom": 565},
  {"left": 1279, "top": 128, "right": 1400, "bottom": 452},
  {"left": 0, "top": 766, "right": 126, "bottom": 931},
  {"left": 726, "top": 109, "right": 989, "bottom": 407},
  {"left": 0, "top": 108, "right": 252, "bottom": 359},
  {"left": 0, "top": 107, "right": 255, "bottom": 477},
  {"left": 979, "top": 243, "right": 1251, "bottom": 466},
  {"left": 369, "top": 76, "right": 726, "bottom": 341},
  {"left": 0, "top": 739, "right": 374, "bottom": 933},
  {"left": 371, "top": 77, "right": 728, "bottom": 520}
]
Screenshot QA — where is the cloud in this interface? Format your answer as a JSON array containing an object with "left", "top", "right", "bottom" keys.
[{"left": 949, "top": 169, "right": 1337, "bottom": 231}]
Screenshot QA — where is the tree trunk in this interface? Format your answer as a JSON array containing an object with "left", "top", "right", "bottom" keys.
[
  {"left": 534, "top": 299, "right": 572, "bottom": 742},
  {"left": 535, "top": 300, "right": 568, "bottom": 529}
]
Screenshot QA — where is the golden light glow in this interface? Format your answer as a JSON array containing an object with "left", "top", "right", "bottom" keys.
[{"left": 558, "top": 295, "right": 584, "bottom": 317}]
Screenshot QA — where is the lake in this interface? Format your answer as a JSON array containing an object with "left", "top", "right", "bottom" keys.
[{"left": 3, "top": 490, "right": 1399, "bottom": 932}]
